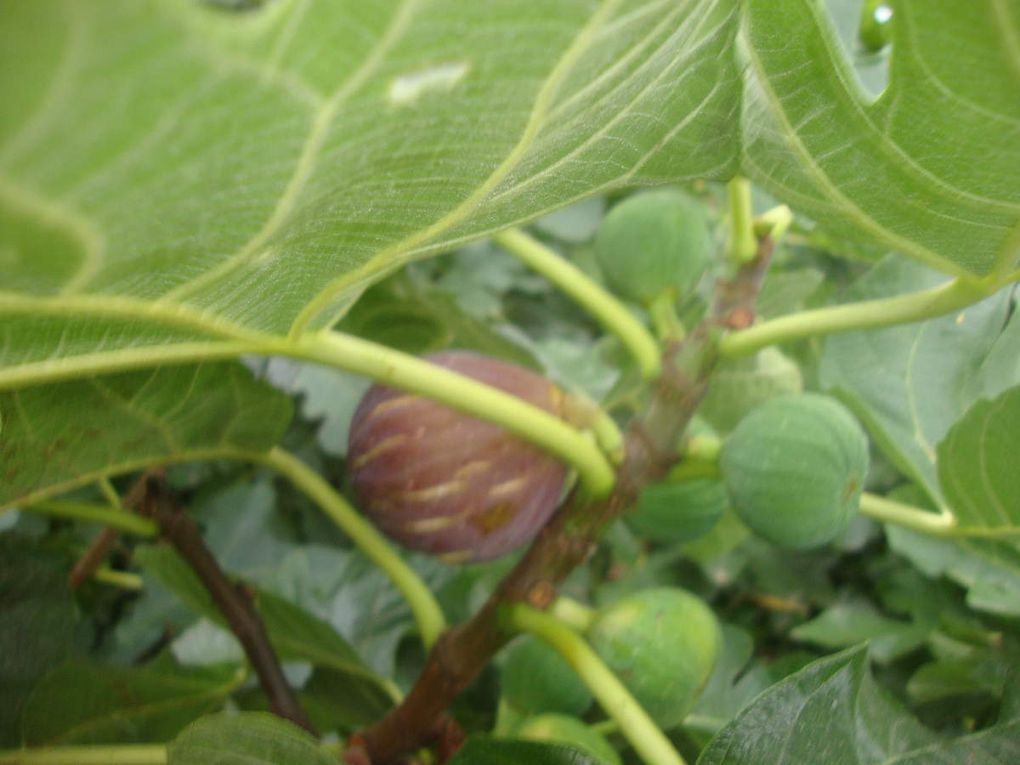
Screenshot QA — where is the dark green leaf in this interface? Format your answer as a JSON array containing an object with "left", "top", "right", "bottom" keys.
[
  {"left": 167, "top": 713, "right": 334, "bottom": 765},
  {"left": 21, "top": 660, "right": 242, "bottom": 745},
  {"left": 0, "top": 364, "right": 292, "bottom": 508},
  {"left": 0, "top": 535, "right": 76, "bottom": 745}
]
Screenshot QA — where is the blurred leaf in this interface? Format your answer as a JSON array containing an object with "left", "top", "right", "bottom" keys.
[
  {"left": 533, "top": 198, "right": 607, "bottom": 243},
  {"left": 134, "top": 545, "right": 394, "bottom": 697},
  {"left": 697, "top": 646, "right": 1020, "bottom": 764},
  {"left": 0, "top": 535, "right": 75, "bottom": 745},
  {"left": 0, "top": 364, "right": 292, "bottom": 507},
  {"left": 21, "top": 659, "right": 242, "bottom": 745},
  {"left": 755, "top": 268, "right": 825, "bottom": 320},
  {"left": 937, "top": 386, "right": 1020, "bottom": 536},
  {"left": 821, "top": 258, "right": 1015, "bottom": 501},
  {"left": 907, "top": 652, "right": 1015, "bottom": 705},
  {"left": 299, "top": 666, "right": 393, "bottom": 735},
  {"left": 790, "top": 598, "right": 928, "bottom": 663},
  {"left": 447, "top": 736, "right": 602, "bottom": 765},
  {"left": 698, "top": 348, "right": 802, "bottom": 432},
  {"left": 686, "top": 624, "right": 765, "bottom": 740},
  {"left": 168, "top": 713, "right": 333, "bottom": 765},
  {"left": 742, "top": 0, "right": 1020, "bottom": 278}
]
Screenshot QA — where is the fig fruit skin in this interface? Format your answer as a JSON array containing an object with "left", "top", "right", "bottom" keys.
[
  {"left": 719, "top": 393, "right": 869, "bottom": 549},
  {"left": 501, "top": 636, "right": 592, "bottom": 717},
  {"left": 627, "top": 478, "right": 728, "bottom": 544},
  {"left": 346, "top": 350, "right": 567, "bottom": 562},
  {"left": 586, "top": 587, "right": 720, "bottom": 729},
  {"left": 594, "top": 189, "right": 713, "bottom": 306},
  {"left": 515, "top": 714, "right": 621, "bottom": 765}
]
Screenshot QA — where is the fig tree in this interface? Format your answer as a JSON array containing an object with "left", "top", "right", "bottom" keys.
[
  {"left": 502, "top": 636, "right": 592, "bottom": 716},
  {"left": 515, "top": 714, "right": 621, "bottom": 765},
  {"left": 586, "top": 587, "right": 720, "bottom": 729},
  {"left": 594, "top": 188, "right": 713, "bottom": 306},
  {"left": 346, "top": 350, "right": 567, "bottom": 562},
  {"left": 719, "top": 393, "right": 869, "bottom": 549}
]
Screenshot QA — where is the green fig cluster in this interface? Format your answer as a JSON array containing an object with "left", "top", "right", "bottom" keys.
[
  {"left": 586, "top": 588, "right": 720, "bottom": 729},
  {"left": 719, "top": 393, "right": 869, "bottom": 549},
  {"left": 594, "top": 189, "right": 713, "bottom": 306}
]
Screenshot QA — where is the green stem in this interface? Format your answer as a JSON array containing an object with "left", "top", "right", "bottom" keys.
[
  {"left": 97, "top": 477, "right": 121, "bottom": 507},
  {"left": 506, "top": 604, "right": 687, "bottom": 765},
  {"left": 493, "top": 228, "right": 661, "bottom": 379},
  {"left": 258, "top": 447, "right": 446, "bottom": 648},
  {"left": 294, "top": 330, "right": 616, "bottom": 496},
  {"left": 719, "top": 276, "right": 989, "bottom": 359},
  {"left": 22, "top": 500, "right": 157, "bottom": 537},
  {"left": 550, "top": 596, "right": 597, "bottom": 632},
  {"left": 562, "top": 394, "right": 625, "bottom": 465},
  {"left": 0, "top": 746, "right": 165, "bottom": 764},
  {"left": 727, "top": 177, "right": 757, "bottom": 264},
  {"left": 648, "top": 290, "right": 685, "bottom": 342},
  {"left": 93, "top": 567, "right": 144, "bottom": 591},
  {"left": 859, "top": 492, "right": 956, "bottom": 536},
  {"left": 753, "top": 204, "right": 793, "bottom": 242}
]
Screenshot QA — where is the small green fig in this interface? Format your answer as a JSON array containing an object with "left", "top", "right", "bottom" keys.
[
  {"left": 586, "top": 588, "right": 720, "bottom": 729},
  {"left": 502, "top": 636, "right": 592, "bottom": 716},
  {"left": 594, "top": 188, "right": 713, "bottom": 306},
  {"left": 346, "top": 351, "right": 567, "bottom": 562},
  {"left": 719, "top": 393, "right": 869, "bottom": 549},
  {"left": 627, "top": 478, "right": 728, "bottom": 544},
  {"left": 859, "top": 1, "right": 893, "bottom": 53},
  {"left": 515, "top": 714, "right": 621, "bottom": 765}
]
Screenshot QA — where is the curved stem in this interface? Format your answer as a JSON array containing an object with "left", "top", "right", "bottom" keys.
[
  {"left": 0, "top": 746, "right": 165, "bottom": 764},
  {"left": 550, "top": 596, "right": 597, "bottom": 632},
  {"left": 859, "top": 492, "right": 956, "bottom": 536},
  {"left": 562, "top": 394, "right": 625, "bottom": 465},
  {"left": 493, "top": 228, "right": 661, "bottom": 379},
  {"left": 506, "top": 603, "right": 687, "bottom": 765},
  {"left": 294, "top": 330, "right": 616, "bottom": 496},
  {"left": 719, "top": 276, "right": 990, "bottom": 359},
  {"left": 753, "top": 204, "right": 793, "bottom": 242},
  {"left": 648, "top": 291, "right": 685, "bottom": 342},
  {"left": 21, "top": 500, "right": 158, "bottom": 537},
  {"left": 727, "top": 177, "right": 757, "bottom": 265},
  {"left": 258, "top": 448, "right": 446, "bottom": 649}
]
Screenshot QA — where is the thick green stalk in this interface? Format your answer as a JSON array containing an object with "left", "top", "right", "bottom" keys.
[
  {"left": 493, "top": 228, "right": 661, "bottom": 379},
  {"left": 507, "top": 604, "right": 687, "bottom": 765},
  {"left": 294, "top": 330, "right": 616, "bottom": 495},
  {"left": 21, "top": 500, "right": 157, "bottom": 537},
  {"left": 259, "top": 448, "right": 446, "bottom": 648},
  {"left": 727, "top": 177, "right": 757, "bottom": 264},
  {"left": 0, "top": 746, "right": 165, "bottom": 765},
  {"left": 550, "top": 596, "right": 597, "bottom": 632},
  {"left": 719, "top": 276, "right": 989, "bottom": 359},
  {"left": 859, "top": 492, "right": 955, "bottom": 536}
]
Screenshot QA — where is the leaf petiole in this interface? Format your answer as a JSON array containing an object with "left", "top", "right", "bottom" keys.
[{"left": 493, "top": 228, "right": 661, "bottom": 379}]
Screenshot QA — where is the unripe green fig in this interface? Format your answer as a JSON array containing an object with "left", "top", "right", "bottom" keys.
[
  {"left": 594, "top": 189, "right": 713, "bottom": 305},
  {"left": 627, "top": 478, "right": 727, "bottom": 544},
  {"left": 515, "top": 714, "right": 621, "bottom": 765},
  {"left": 346, "top": 351, "right": 567, "bottom": 562},
  {"left": 719, "top": 393, "right": 869, "bottom": 549},
  {"left": 859, "top": 0, "right": 893, "bottom": 53},
  {"left": 502, "top": 636, "right": 592, "bottom": 716},
  {"left": 586, "top": 588, "right": 720, "bottom": 729}
]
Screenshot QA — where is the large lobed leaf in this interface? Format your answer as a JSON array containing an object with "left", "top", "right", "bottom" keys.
[
  {"left": 741, "top": 0, "right": 1020, "bottom": 279},
  {"left": 0, "top": 0, "right": 740, "bottom": 380}
]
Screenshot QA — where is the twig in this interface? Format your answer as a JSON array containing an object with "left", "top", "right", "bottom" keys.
[
  {"left": 348, "top": 236, "right": 775, "bottom": 764},
  {"left": 68, "top": 470, "right": 162, "bottom": 589},
  {"left": 141, "top": 477, "right": 312, "bottom": 733}
]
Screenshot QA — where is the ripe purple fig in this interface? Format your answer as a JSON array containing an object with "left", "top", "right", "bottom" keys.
[{"left": 346, "top": 351, "right": 568, "bottom": 562}]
